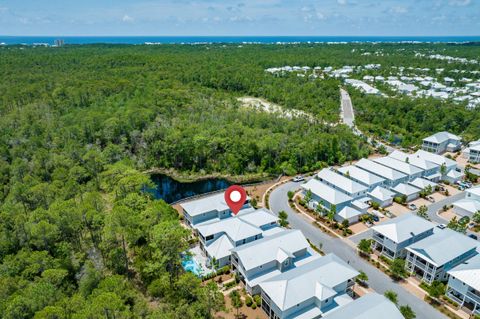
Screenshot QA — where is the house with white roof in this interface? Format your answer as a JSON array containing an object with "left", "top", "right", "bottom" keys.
[
  {"left": 405, "top": 229, "right": 479, "bottom": 284},
  {"left": 196, "top": 208, "right": 278, "bottom": 267},
  {"left": 408, "top": 177, "right": 437, "bottom": 191},
  {"left": 317, "top": 168, "right": 369, "bottom": 199},
  {"left": 414, "top": 150, "right": 463, "bottom": 182},
  {"left": 180, "top": 192, "right": 250, "bottom": 226},
  {"left": 301, "top": 178, "right": 353, "bottom": 213},
  {"left": 446, "top": 254, "right": 480, "bottom": 316},
  {"left": 453, "top": 199, "right": 480, "bottom": 219},
  {"left": 259, "top": 254, "right": 358, "bottom": 319},
  {"left": 368, "top": 186, "right": 395, "bottom": 208},
  {"left": 374, "top": 156, "right": 424, "bottom": 181},
  {"left": 389, "top": 150, "right": 440, "bottom": 180},
  {"left": 335, "top": 206, "right": 363, "bottom": 224},
  {"left": 391, "top": 183, "right": 421, "bottom": 201},
  {"left": 337, "top": 165, "right": 386, "bottom": 192},
  {"left": 231, "top": 229, "right": 315, "bottom": 295},
  {"left": 422, "top": 131, "right": 462, "bottom": 154},
  {"left": 462, "top": 140, "right": 480, "bottom": 163},
  {"left": 371, "top": 214, "right": 435, "bottom": 259},
  {"left": 322, "top": 293, "right": 404, "bottom": 319},
  {"left": 354, "top": 158, "right": 408, "bottom": 188}
]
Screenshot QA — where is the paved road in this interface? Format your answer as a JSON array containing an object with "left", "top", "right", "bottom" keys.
[
  {"left": 269, "top": 180, "right": 447, "bottom": 319},
  {"left": 340, "top": 88, "right": 396, "bottom": 153},
  {"left": 424, "top": 191, "right": 466, "bottom": 224},
  {"left": 340, "top": 88, "right": 355, "bottom": 128}
]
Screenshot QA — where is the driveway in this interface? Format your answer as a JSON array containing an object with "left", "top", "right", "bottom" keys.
[{"left": 269, "top": 180, "right": 447, "bottom": 319}]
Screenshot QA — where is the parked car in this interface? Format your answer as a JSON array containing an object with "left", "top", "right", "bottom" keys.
[
  {"left": 437, "top": 224, "right": 447, "bottom": 230},
  {"left": 365, "top": 221, "right": 373, "bottom": 228},
  {"left": 458, "top": 186, "right": 465, "bottom": 191},
  {"left": 370, "top": 214, "right": 380, "bottom": 222},
  {"left": 426, "top": 196, "right": 435, "bottom": 203},
  {"left": 408, "top": 203, "right": 417, "bottom": 211},
  {"left": 292, "top": 175, "right": 305, "bottom": 182},
  {"left": 468, "top": 222, "right": 476, "bottom": 229},
  {"left": 468, "top": 234, "right": 478, "bottom": 241}
]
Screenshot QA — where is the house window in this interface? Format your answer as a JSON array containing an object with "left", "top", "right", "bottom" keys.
[{"left": 206, "top": 235, "right": 214, "bottom": 241}]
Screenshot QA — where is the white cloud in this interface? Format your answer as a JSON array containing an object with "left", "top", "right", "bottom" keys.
[{"left": 122, "top": 14, "right": 134, "bottom": 22}]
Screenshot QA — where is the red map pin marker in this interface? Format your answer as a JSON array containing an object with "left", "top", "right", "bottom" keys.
[{"left": 224, "top": 185, "right": 247, "bottom": 215}]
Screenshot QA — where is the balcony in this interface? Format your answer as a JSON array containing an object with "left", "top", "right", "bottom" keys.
[{"left": 467, "top": 290, "right": 480, "bottom": 304}]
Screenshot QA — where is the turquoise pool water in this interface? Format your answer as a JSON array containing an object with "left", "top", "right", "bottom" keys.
[{"left": 182, "top": 258, "right": 202, "bottom": 276}]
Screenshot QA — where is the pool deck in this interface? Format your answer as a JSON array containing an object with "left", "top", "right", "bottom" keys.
[{"left": 184, "top": 246, "right": 215, "bottom": 277}]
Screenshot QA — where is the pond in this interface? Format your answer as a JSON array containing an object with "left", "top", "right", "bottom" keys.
[{"left": 148, "top": 173, "right": 233, "bottom": 203}]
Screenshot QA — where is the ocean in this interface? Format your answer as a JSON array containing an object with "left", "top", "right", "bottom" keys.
[{"left": 1, "top": 36, "right": 479, "bottom": 46}]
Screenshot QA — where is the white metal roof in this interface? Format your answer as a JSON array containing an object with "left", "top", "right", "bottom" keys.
[
  {"left": 453, "top": 199, "right": 480, "bottom": 214},
  {"left": 372, "top": 214, "right": 434, "bottom": 243},
  {"left": 414, "top": 150, "right": 457, "bottom": 168},
  {"left": 337, "top": 165, "right": 385, "bottom": 186},
  {"left": 317, "top": 168, "right": 368, "bottom": 195},
  {"left": 237, "top": 208, "right": 278, "bottom": 228},
  {"left": 205, "top": 234, "right": 234, "bottom": 260},
  {"left": 301, "top": 179, "right": 353, "bottom": 205},
  {"left": 231, "top": 229, "right": 309, "bottom": 271},
  {"left": 337, "top": 207, "right": 363, "bottom": 219},
  {"left": 368, "top": 186, "right": 395, "bottom": 201},
  {"left": 355, "top": 158, "right": 407, "bottom": 182},
  {"left": 259, "top": 254, "right": 358, "bottom": 311},
  {"left": 389, "top": 150, "right": 439, "bottom": 171},
  {"left": 406, "top": 228, "right": 479, "bottom": 267},
  {"left": 180, "top": 193, "right": 230, "bottom": 217},
  {"left": 447, "top": 254, "right": 480, "bottom": 292},
  {"left": 391, "top": 183, "right": 421, "bottom": 196},
  {"left": 322, "top": 293, "right": 404, "bottom": 319},
  {"left": 423, "top": 131, "right": 461, "bottom": 144},
  {"left": 408, "top": 177, "right": 437, "bottom": 190},
  {"left": 374, "top": 156, "right": 424, "bottom": 176},
  {"left": 467, "top": 185, "right": 480, "bottom": 197},
  {"left": 196, "top": 216, "right": 262, "bottom": 242}
]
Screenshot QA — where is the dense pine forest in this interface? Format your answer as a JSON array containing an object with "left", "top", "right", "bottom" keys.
[{"left": 0, "top": 42, "right": 479, "bottom": 318}]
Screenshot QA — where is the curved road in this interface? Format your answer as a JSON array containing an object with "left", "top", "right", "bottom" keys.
[{"left": 269, "top": 180, "right": 447, "bottom": 319}]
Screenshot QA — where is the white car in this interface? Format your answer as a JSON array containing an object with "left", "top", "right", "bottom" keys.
[
  {"left": 408, "top": 203, "right": 417, "bottom": 211},
  {"left": 437, "top": 224, "right": 447, "bottom": 230},
  {"left": 292, "top": 175, "right": 305, "bottom": 182}
]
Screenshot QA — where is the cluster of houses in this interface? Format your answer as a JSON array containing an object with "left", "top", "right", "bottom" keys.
[
  {"left": 264, "top": 60, "right": 480, "bottom": 109},
  {"left": 369, "top": 213, "right": 480, "bottom": 315},
  {"left": 300, "top": 147, "right": 463, "bottom": 225},
  {"left": 180, "top": 193, "right": 403, "bottom": 319}
]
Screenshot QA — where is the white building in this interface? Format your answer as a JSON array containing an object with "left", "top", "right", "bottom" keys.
[
  {"left": 259, "top": 254, "right": 358, "bottom": 319},
  {"left": 180, "top": 192, "right": 250, "bottom": 226},
  {"left": 446, "top": 254, "right": 480, "bottom": 316},
  {"left": 371, "top": 214, "right": 435, "bottom": 259},
  {"left": 368, "top": 186, "right": 395, "bottom": 208},
  {"left": 335, "top": 206, "right": 363, "bottom": 224},
  {"left": 462, "top": 140, "right": 480, "bottom": 163},
  {"left": 389, "top": 150, "right": 440, "bottom": 180},
  {"left": 408, "top": 177, "right": 437, "bottom": 191},
  {"left": 301, "top": 179, "right": 353, "bottom": 213},
  {"left": 317, "top": 168, "right": 369, "bottom": 199},
  {"left": 354, "top": 158, "right": 408, "bottom": 188},
  {"left": 422, "top": 131, "right": 462, "bottom": 154},
  {"left": 414, "top": 150, "right": 463, "bottom": 182},
  {"left": 373, "top": 156, "right": 424, "bottom": 181},
  {"left": 231, "top": 229, "right": 315, "bottom": 295},
  {"left": 453, "top": 199, "right": 480, "bottom": 218},
  {"left": 322, "top": 293, "right": 404, "bottom": 319},
  {"left": 337, "top": 165, "right": 386, "bottom": 192},
  {"left": 196, "top": 208, "right": 278, "bottom": 267},
  {"left": 405, "top": 229, "right": 479, "bottom": 284}
]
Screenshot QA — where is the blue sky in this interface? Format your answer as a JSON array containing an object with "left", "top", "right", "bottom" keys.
[{"left": 0, "top": 0, "right": 479, "bottom": 36}]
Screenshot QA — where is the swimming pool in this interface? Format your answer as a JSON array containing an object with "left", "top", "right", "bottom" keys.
[{"left": 182, "top": 257, "right": 202, "bottom": 276}]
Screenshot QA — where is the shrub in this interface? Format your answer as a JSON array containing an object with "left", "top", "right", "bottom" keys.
[
  {"left": 245, "top": 296, "right": 253, "bottom": 307},
  {"left": 252, "top": 303, "right": 257, "bottom": 309},
  {"left": 253, "top": 295, "right": 262, "bottom": 305}
]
